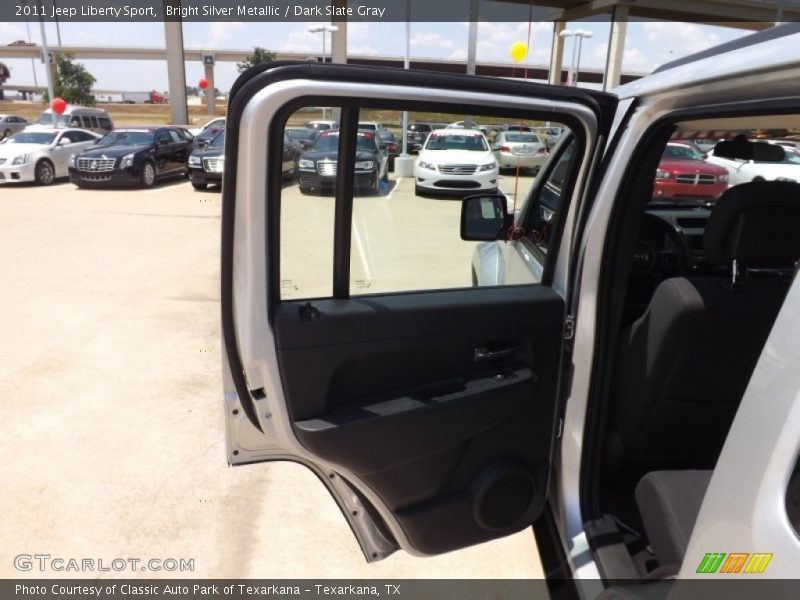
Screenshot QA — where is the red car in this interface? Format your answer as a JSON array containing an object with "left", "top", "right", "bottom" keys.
[{"left": 653, "top": 142, "right": 729, "bottom": 202}]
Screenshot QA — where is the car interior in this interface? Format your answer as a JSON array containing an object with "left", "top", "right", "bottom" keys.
[{"left": 585, "top": 115, "right": 800, "bottom": 580}]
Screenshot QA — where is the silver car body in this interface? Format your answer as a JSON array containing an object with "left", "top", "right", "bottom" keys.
[
  {"left": 492, "top": 131, "right": 548, "bottom": 170},
  {"left": 0, "top": 114, "right": 28, "bottom": 139},
  {"left": 0, "top": 128, "right": 100, "bottom": 184}
]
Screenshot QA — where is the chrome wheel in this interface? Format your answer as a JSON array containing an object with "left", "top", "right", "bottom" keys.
[
  {"left": 141, "top": 163, "right": 155, "bottom": 188},
  {"left": 36, "top": 160, "right": 55, "bottom": 185}
]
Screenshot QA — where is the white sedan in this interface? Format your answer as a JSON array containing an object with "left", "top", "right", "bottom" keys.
[
  {"left": 414, "top": 129, "right": 499, "bottom": 196},
  {"left": 0, "top": 128, "right": 100, "bottom": 185},
  {"left": 706, "top": 144, "right": 800, "bottom": 185},
  {"left": 492, "top": 131, "right": 549, "bottom": 172}
]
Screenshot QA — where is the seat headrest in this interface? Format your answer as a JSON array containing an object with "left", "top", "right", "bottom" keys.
[{"left": 704, "top": 181, "right": 800, "bottom": 266}]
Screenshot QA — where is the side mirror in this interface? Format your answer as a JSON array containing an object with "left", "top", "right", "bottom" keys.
[
  {"left": 460, "top": 194, "right": 511, "bottom": 241},
  {"left": 701, "top": 152, "right": 708, "bottom": 159},
  {"left": 59, "top": 138, "right": 72, "bottom": 146}
]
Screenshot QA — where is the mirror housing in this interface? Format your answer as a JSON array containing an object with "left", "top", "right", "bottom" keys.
[{"left": 460, "top": 194, "right": 512, "bottom": 241}]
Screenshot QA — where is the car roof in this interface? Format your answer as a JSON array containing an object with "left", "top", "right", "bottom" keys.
[
  {"left": 43, "top": 105, "right": 108, "bottom": 114},
  {"left": 430, "top": 128, "right": 486, "bottom": 135}
]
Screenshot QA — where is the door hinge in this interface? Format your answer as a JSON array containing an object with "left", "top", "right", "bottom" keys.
[{"left": 564, "top": 315, "right": 576, "bottom": 341}]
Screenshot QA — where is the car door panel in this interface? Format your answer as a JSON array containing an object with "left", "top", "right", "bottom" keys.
[{"left": 223, "top": 62, "right": 615, "bottom": 559}]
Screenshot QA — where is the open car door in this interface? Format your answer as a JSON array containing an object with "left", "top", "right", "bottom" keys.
[{"left": 222, "top": 62, "right": 617, "bottom": 561}]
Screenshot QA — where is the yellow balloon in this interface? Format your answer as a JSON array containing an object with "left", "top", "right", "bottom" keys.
[{"left": 509, "top": 41, "right": 527, "bottom": 62}]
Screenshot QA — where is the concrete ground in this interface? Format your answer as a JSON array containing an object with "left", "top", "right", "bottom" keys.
[{"left": 0, "top": 168, "right": 543, "bottom": 579}]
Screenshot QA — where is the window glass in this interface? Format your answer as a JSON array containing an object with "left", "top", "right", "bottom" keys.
[
  {"left": 278, "top": 106, "right": 337, "bottom": 299},
  {"left": 168, "top": 130, "right": 182, "bottom": 143},
  {"left": 156, "top": 130, "right": 171, "bottom": 144},
  {"left": 277, "top": 105, "right": 574, "bottom": 299},
  {"left": 71, "top": 131, "right": 94, "bottom": 142},
  {"left": 347, "top": 108, "right": 571, "bottom": 295},
  {"left": 99, "top": 117, "right": 112, "bottom": 130}
]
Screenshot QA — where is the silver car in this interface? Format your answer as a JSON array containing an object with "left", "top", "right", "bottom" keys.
[
  {"left": 491, "top": 131, "right": 548, "bottom": 172},
  {"left": 0, "top": 114, "right": 28, "bottom": 140},
  {"left": 0, "top": 128, "right": 100, "bottom": 185}
]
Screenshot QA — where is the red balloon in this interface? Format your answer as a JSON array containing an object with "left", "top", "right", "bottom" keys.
[
  {"left": 51, "top": 97, "right": 67, "bottom": 115},
  {"left": 198, "top": 78, "right": 208, "bottom": 91}
]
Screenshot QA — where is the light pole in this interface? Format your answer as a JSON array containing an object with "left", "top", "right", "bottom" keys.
[
  {"left": 559, "top": 29, "right": 593, "bottom": 87},
  {"left": 394, "top": 1, "right": 415, "bottom": 178},
  {"left": 20, "top": 0, "right": 39, "bottom": 96},
  {"left": 308, "top": 24, "right": 339, "bottom": 120}
]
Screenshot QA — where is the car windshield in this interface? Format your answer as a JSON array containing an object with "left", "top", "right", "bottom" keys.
[
  {"left": 35, "top": 113, "right": 70, "bottom": 126},
  {"left": 378, "top": 132, "right": 396, "bottom": 142},
  {"left": 97, "top": 130, "right": 154, "bottom": 146},
  {"left": 210, "top": 132, "right": 225, "bottom": 148},
  {"left": 5, "top": 132, "right": 57, "bottom": 144},
  {"left": 663, "top": 144, "right": 702, "bottom": 160},
  {"left": 425, "top": 133, "right": 488, "bottom": 151},
  {"left": 311, "top": 132, "right": 376, "bottom": 152},
  {"left": 504, "top": 134, "right": 539, "bottom": 143}
]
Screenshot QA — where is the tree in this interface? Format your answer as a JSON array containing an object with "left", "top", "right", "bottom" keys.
[
  {"left": 45, "top": 53, "right": 96, "bottom": 105},
  {"left": 237, "top": 47, "right": 275, "bottom": 73}
]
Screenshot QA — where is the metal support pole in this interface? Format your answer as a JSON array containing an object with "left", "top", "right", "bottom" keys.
[
  {"left": 204, "top": 62, "right": 215, "bottom": 116},
  {"left": 394, "top": 1, "right": 415, "bottom": 179},
  {"left": 549, "top": 22, "right": 566, "bottom": 85},
  {"left": 163, "top": 17, "right": 188, "bottom": 125},
  {"left": 466, "top": 0, "right": 478, "bottom": 75},
  {"left": 575, "top": 36, "right": 585, "bottom": 87},
  {"left": 604, "top": 6, "right": 629, "bottom": 91}
]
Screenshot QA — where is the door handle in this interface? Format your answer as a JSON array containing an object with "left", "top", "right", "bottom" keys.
[{"left": 473, "top": 345, "right": 518, "bottom": 363}]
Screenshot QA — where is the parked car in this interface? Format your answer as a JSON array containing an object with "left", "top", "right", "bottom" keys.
[
  {"left": 506, "top": 124, "right": 533, "bottom": 133},
  {"left": 296, "top": 129, "right": 388, "bottom": 195},
  {"left": 29, "top": 106, "right": 112, "bottom": 135},
  {"left": 190, "top": 118, "right": 225, "bottom": 149},
  {"left": 285, "top": 127, "right": 319, "bottom": 151},
  {"left": 358, "top": 121, "right": 384, "bottom": 132},
  {"left": 707, "top": 138, "right": 800, "bottom": 185},
  {"left": 305, "top": 120, "right": 339, "bottom": 131},
  {"left": 414, "top": 129, "right": 498, "bottom": 196},
  {"left": 0, "top": 128, "right": 99, "bottom": 185},
  {"left": 491, "top": 131, "right": 548, "bottom": 172},
  {"left": 0, "top": 114, "right": 28, "bottom": 139},
  {"left": 222, "top": 25, "right": 800, "bottom": 587},
  {"left": 187, "top": 130, "right": 225, "bottom": 190},
  {"left": 406, "top": 123, "right": 432, "bottom": 152},
  {"left": 377, "top": 131, "right": 399, "bottom": 169},
  {"left": 652, "top": 142, "right": 729, "bottom": 203},
  {"left": 189, "top": 117, "right": 225, "bottom": 137},
  {"left": 281, "top": 133, "right": 303, "bottom": 179},
  {"left": 69, "top": 126, "right": 192, "bottom": 188}
]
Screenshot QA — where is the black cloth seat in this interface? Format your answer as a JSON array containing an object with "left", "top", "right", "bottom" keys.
[
  {"left": 608, "top": 181, "right": 800, "bottom": 472},
  {"left": 635, "top": 470, "right": 712, "bottom": 568}
]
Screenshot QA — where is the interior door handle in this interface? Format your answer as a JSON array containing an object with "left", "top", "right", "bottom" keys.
[{"left": 473, "top": 345, "right": 518, "bottom": 363}]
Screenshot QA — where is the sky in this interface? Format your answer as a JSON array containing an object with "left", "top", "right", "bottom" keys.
[{"left": 0, "top": 19, "right": 753, "bottom": 93}]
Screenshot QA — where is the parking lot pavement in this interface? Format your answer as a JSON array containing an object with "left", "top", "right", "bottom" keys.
[{"left": 0, "top": 176, "right": 543, "bottom": 578}]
